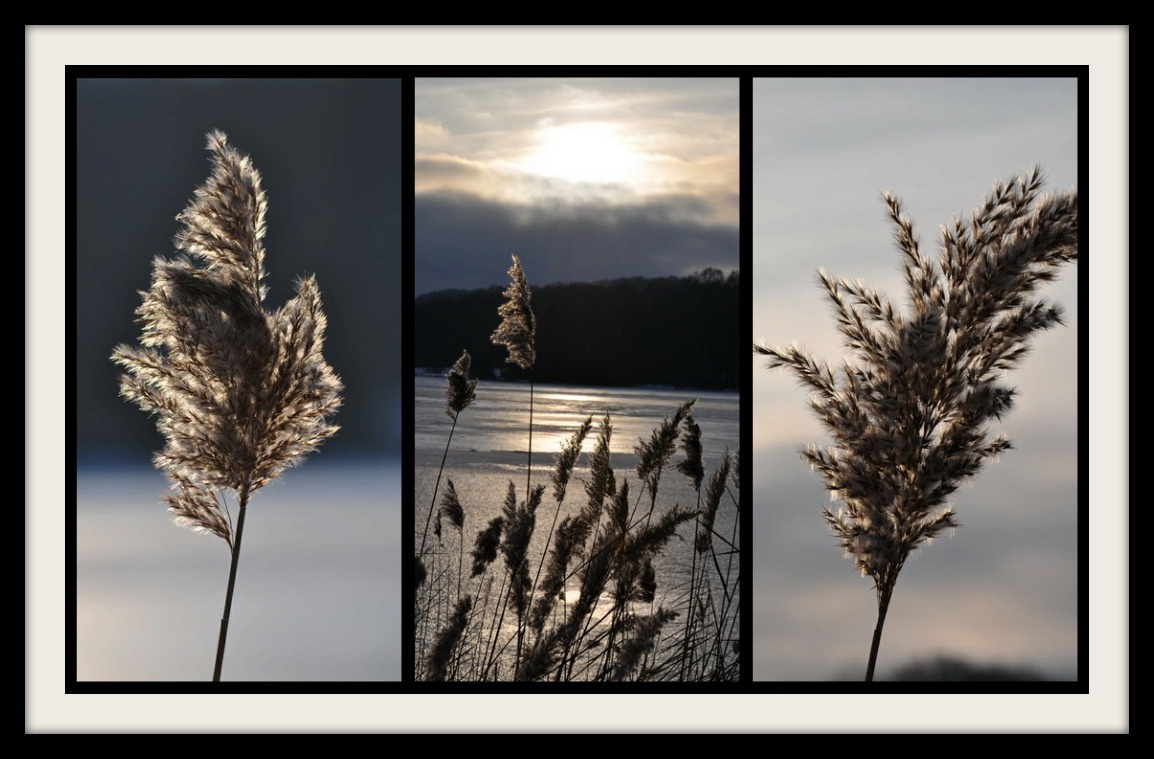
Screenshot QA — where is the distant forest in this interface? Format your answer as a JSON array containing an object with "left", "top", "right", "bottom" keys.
[{"left": 416, "top": 268, "right": 740, "bottom": 389}]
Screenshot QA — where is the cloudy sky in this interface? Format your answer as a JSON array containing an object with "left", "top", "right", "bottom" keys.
[
  {"left": 752, "top": 78, "right": 1080, "bottom": 680},
  {"left": 415, "top": 78, "right": 739, "bottom": 294}
]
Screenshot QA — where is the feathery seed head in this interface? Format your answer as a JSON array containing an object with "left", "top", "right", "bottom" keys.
[
  {"left": 470, "top": 516, "right": 505, "bottom": 577},
  {"left": 675, "top": 412, "right": 705, "bottom": 492},
  {"left": 490, "top": 254, "right": 536, "bottom": 370},
  {"left": 584, "top": 414, "right": 615, "bottom": 511},
  {"left": 635, "top": 400, "right": 696, "bottom": 489},
  {"left": 696, "top": 450, "right": 733, "bottom": 554},
  {"left": 551, "top": 415, "right": 593, "bottom": 503},
  {"left": 608, "top": 607, "right": 677, "bottom": 682},
  {"left": 501, "top": 482, "right": 546, "bottom": 617},
  {"left": 425, "top": 595, "right": 473, "bottom": 682},
  {"left": 111, "top": 131, "right": 343, "bottom": 544},
  {"left": 439, "top": 478, "right": 466, "bottom": 532},
  {"left": 444, "top": 350, "right": 478, "bottom": 420},
  {"left": 759, "top": 169, "right": 1077, "bottom": 592}
]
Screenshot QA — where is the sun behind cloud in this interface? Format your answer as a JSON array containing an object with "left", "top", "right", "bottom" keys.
[
  {"left": 414, "top": 78, "right": 740, "bottom": 292},
  {"left": 518, "top": 121, "right": 645, "bottom": 186}
]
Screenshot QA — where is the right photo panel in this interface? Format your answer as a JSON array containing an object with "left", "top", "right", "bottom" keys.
[{"left": 753, "top": 77, "right": 1079, "bottom": 681}]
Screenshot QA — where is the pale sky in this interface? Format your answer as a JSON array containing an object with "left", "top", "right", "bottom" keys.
[
  {"left": 416, "top": 78, "right": 739, "bottom": 294},
  {"left": 752, "top": 78, "right": 1080, "bottom": 680}
]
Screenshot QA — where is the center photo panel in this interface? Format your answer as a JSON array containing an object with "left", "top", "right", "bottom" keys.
[{"left": 411, "top": 77, "right": 743, "bottom": 683}]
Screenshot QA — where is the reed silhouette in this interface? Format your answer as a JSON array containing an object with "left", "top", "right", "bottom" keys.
[
  {"left": 756, "top": 168, "right": 1077, "bottom": 681},
  {"left": 112, "top": 131, "right": 342, "bottom": 681}
]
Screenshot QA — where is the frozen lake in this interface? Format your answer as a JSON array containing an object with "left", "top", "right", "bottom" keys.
[
  {"left": 76, "top": 458, "right": 401, "bottom": 681},
  {"left": 414, "top": 376, "right": 741, "bottom": 679}
]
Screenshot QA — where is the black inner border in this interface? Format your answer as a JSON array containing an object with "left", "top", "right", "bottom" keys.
[{"left": 63, "top": 64, "right": 1089, "bottom": 697}]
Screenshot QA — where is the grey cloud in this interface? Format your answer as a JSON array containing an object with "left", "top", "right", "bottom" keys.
[
  {"left": 415, "top": 155, "right": 487, "bottom": 183},
  {"left": 415, "top": 190, "right": 738, "bottom": 294},
  {"left": 419, "top": 77, "right": 739, "bottom": 138}
]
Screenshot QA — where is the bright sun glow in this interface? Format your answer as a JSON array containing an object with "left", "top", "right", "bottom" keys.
[{"left": 522, "top": 122, "right": 643, "bottom": 185}]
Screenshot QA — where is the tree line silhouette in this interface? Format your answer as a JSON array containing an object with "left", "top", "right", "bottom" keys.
[{"left": 416, "top": 269, "right": 740, "bottom": 389}]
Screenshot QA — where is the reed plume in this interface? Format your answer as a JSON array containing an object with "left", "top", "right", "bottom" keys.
[
  {"left": 675, "top": 413, "right": 705, "bottom": 492},
  {"left": 609, "top": 607, "right": 678, "bottom": 682},
  {"left": 501, "top": 481, "right": 545, "bottom": 673},
  {"left": 585, "top": 413, "right": 615, "bottom": 510},
  {"left": 551, "top": 415, "right": 593, "bottom": 504},
  {"left": 471, "top": 517, "right": 505, "bottom": 577},
  {"left": 491, "top": 254, "right": 538, "bottom": 513},
  {"left": 696, "top": 451, "right": 732, "bottom": 555},
  {"left": 635, "top": 400, "right": 695, "bottom": 501},
  {"left": 528, "top": 416, "right": 605, "bottom": 635},
  {"left": 111, "top": 130, "right": 342, "bottom": 681},
  {"left": 437, "top": 478, "right": 468, "bottom": 600},
  {"left": 418, "top": 349, "right": 478, "bottom": 579},
  {"left": 444, "top": 350, "right": 478, "bottom": 420},
  {"left": 439, "top": 478, "right": 466, "bottom": 534},
  {"left": 677, "top": 412, "right": 705, "bottom": 679},
  {"left": 502, "top": 482, "right": 545, "bottom": 621},
  {"left": 527, "top": 416, "right": 593, "bottom": 634},
  {"left": 755, "top": 168, "right": 1078, "bottom": 681},
  {"left": 426, "top": 596, "right": 473, "bottom": 682},
  {"left": 490, "top": 254, "right": 536, "bottom": 371}
]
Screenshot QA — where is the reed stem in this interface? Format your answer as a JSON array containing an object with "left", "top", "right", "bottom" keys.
[
  {"left": 865, "top": 586, "right": 893, "bottom": 683},
  {"left": 213, "top": 486, "right": 250, "bottom": 682},
  {"left": 419, "top": 415, "right": 458, "bottom": 560}
]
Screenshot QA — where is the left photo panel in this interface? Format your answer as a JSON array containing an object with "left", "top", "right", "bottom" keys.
[{"left": 75, "top": 78, "right": 402, "bottom": 681}]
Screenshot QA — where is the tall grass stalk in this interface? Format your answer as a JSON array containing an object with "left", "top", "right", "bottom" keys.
[
  {"left": 417, "top": 351, "right": 476, "bottom": 563},
  {"left": 489, "top": 254, "right": 538, "bottom": 672},
  {"left": 415, "top": 351, "right": 477, "bottom": 656},
  {"left": 491, "top": 253, "right": 537, "bottom": 493},
  {"left": 755, "top": 168, "right": 1077, "bottom": 681},
  {"left": 111, "top": 131, "right": 342, "bottom": 681}
]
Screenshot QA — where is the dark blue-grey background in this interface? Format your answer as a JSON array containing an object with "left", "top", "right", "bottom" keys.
[{"left": 78, "top": 78, "right": 402, "bottom": 460}]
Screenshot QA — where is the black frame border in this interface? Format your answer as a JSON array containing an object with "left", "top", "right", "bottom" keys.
[{"left": 63, "top": 64, "right": 1088, "bottom": 698}]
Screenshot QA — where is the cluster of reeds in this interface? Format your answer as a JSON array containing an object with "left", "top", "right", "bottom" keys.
[
  {"left": 415, "top": 257, "right": 740, "bottom": 681},
  {"left": 755, "top": 168, "right": 1078, "bottom": 681},
  {"left": 111, "top": 132, "right": 343, "bottom": 681}
]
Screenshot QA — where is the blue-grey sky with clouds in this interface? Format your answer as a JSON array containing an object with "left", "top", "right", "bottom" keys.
[{"left": 415, "top": 78, "right": 739, "bottom": 294}]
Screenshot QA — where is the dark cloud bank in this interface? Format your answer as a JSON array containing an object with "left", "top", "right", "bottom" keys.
[{"left": 415, "top": 190, "right": 739, "bottom": 294}]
